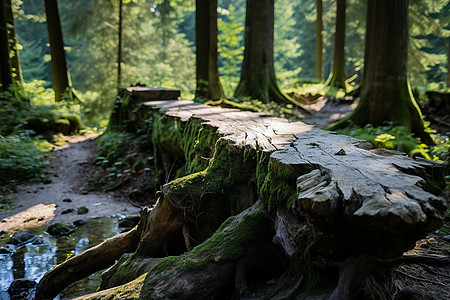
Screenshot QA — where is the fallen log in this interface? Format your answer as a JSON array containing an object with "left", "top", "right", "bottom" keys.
[{"left": 36, "top": 87, "right": 447, "bottom": 299}]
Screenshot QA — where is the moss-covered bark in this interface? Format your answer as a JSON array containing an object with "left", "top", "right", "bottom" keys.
[
  {"left": 37, "top": 94, "right": 446, "bottom": 299},
  {"left": 327, "top": 0, "right": 432, "bottom": 144},
  {"left": 233, "top": 0, "right": 291, "bottom": 105}
]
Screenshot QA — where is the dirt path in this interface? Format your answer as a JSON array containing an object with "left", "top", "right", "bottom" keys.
[{"left": 0, "top": 134, "right": 140, "bottom": 232}]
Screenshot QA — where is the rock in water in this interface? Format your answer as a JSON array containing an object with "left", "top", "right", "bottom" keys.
[
  {"left": 47, "top": 223, "right": 74, "bottom": 236},
  {"left": 8, "top": 230, "right": 36, "bottom": 246},
  {"left": 118, "top": 216, "right": 140, "bottom": 228},
  {"left": 8, "top": 279, "right": 37, "bottom": 299},
  {"left": 77, "top": 206, "right": 89, "bottom": 215},
  {"left": 61, "top": 208, "right": 74, "bottom": 214},
  {"left": 73, "top": 220, "right": 87, "bottom": 227},
  {"left": 0, "top": 246, "right": 13, "bottom": 254}
]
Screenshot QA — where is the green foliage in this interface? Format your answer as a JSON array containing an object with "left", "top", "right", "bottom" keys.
[
  {"left": 274, "top": 0, "right": 303, "bottom": 90},
  {"left": 94, "top": 131, "right": 151, "bottom": 190},
  {"left": 336, "top": 123, "right": 450, "bottom": 164},
  {"left": 0, "top": 130, "right": 52, "bottom": 185},
  {"left": 217, "top": 2, "right": 245, "bottom": 96},
  {"left": 0, "top": 81, "right": 83, "bottom": 137},
  {"left": 0, "top": 195, "right": 15, "bottom": 210},
  {"left": 0, "top": 80, "right": 90, "bottom": 186}
]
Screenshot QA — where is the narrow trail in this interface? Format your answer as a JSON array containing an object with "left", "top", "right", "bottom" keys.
[{"left": 0, "top": 134, "right": 140, "bottom": 232}]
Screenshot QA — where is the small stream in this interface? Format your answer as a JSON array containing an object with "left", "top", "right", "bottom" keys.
[{"left": 0, "top": 216, "right": 125, "bottom": 299}]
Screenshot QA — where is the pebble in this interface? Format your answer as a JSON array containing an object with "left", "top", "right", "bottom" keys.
[
  {"left": 443, "top": 235, "right": 450, "bottom": 242},
  {"left": 73, "top": 220, "right": 87, "bottom": 227},
  {"left": 77, "top": 206, "right": 89, "bottom": 215},
  {"left": 62, "top": 198, "right": 72, "bottom": 203},
  {"left": 0, "top": 246, "right": 13, "bottom": 254},
  {"left": 47, "top": 223, "right": 74, "bottom": 236},
  {"left": 61, "top": 208, "right": 74, "bottom": 214},
  {"left": 8, "top": 279, "right": 37, "bottom": 299},
  {"left": 8, "top": 230, "right": 36, "bottom": 246}
]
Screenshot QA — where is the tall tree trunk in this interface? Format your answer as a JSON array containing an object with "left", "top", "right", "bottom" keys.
[
  {"left": 329, "top": 0, "right": 432, "bottom": 144},
  {"left": 45, "top": 0, "right": 73, "bottom": 102},
  {"left": 0, "top": 0, "right": 12, "bottom": 93},
  {"left": 195, "top": 0, "right": 224, "bottom": 101},
  {"left": 447, "top": 37, "right": 449, "bottom": 88},
  {"left": 325, "top": 0, "right": 346, "bottom": 89},
  {"left": 5, "top": 0, "right": 21, "bottom": 84},
  {"left": 233, "top": 0, "right": 290, "bottom": 104},
  {"left": 117, "top": 0, "right": 123, "bottom": 87},
  {"left": 315, "top": 0, "right": 323, "bottom": 81}
]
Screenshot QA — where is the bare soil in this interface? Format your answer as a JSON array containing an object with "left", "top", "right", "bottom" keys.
[{"left": 0, "top": 134, "right": 140, "bottom": 232}]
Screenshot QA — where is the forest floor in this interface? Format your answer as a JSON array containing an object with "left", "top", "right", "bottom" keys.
[
  {"left": 0, "top": 97, "right": 449, "bottom": 298},
  {"left": 0, "top": 134, "right": 140, "bottom": 233}
]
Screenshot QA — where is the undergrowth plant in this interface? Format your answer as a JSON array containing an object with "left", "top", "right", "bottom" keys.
[
  {"left": 335, "top": 122, "right": 450, "bottom": 187},
  {"left": 0, "top": 130, "right": 52, "bottom": 186},
  {"left": 0, "top": 81, "right": 93, "bottom": 186}
]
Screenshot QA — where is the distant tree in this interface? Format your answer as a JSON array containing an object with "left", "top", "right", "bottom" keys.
[
  {"left": 234, "top": 0, "right": 291, "bottom": 104},
  {"left": 328, "top": 0, "right": 432, "bottom": 144},
  {"left": 117, "top": 0, "right": 123, "bottom": 87},
  {"left": 315, "top": 0, "right": 323, "bottom": 81},
  {"left": 44, "top": 0, "right": 74, "bottom": 101},
  {"left": 0, "top": 0, "right": 13, "bottom": 92},
  {"left": 5, "top": 0, "right": 21, "bottom": 83},
  {"left": 195, "top": 0, "right": 224, "bottom": 100},
  {"left": 325, "top": 0, "right": 346, "bottom": 89}
]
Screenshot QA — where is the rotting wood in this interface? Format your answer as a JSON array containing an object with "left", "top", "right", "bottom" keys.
[{"left": 36, "top": 89, "right": 447, "bottom": 299}]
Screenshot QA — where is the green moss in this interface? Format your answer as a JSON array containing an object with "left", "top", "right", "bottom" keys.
[
  {"left": 143, "top": 201, "right": 269, "bottom": 294},
  {"left": 258, "top": 156, "right": 298, "bottom": 210},
  {"left": 181, "top": 122, "right": 219, "bottom": 174}
]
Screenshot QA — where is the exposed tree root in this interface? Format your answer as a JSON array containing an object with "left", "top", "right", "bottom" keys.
[{"left": 35, "top": 228, "right": 140, "bottom": 300}]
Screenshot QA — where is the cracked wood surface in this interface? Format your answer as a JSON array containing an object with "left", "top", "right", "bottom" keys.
[{"left": 142, "top": 100, "right": 446, "bottom": 237}]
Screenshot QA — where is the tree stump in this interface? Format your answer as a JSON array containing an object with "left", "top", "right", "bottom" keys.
[{"left": 35, "top": 88, "right": 447, "bottom": 299}]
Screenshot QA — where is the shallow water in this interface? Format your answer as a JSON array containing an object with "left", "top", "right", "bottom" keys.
[{"left": 0, "top": 216, "right": 125, "bottom": 299}]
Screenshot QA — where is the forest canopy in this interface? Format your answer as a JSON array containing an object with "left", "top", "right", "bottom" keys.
[{"left": 7, "top": 0, "right": 449, "bottom": 124}]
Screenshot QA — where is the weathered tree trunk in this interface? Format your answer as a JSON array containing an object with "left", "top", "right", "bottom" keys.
[
  {"left": 233, "top": 0, "right": 291, "bottom": 104},
  {"left": 0, "top": 0, "right": 13, "bottom": 93},
  {"left": 325, "top": 0, "right": 346, "bottom": 89},
  {"left": 36, "top": 89, "right": 446, "bottom": 299},
  {"left": 315, "top": 0, "right": 323, "bottom": 81},
  {"left": 195, "top": 0, "right": 224, "bottom": 101},
  {"left": 5, "top": 0, "right": 21, "bottom": 84},
  {"left": 328, "top": 0, "right": 432, "bottom": 144},
  {"left": 44, "top": 0, "right": 74, "bottom": 102}
]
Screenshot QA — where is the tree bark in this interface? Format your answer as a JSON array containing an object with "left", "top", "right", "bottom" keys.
[
  {"left": 117, "top": 0, "right": 123, "bottom": 87},
  {"left": 44, "top": 0, "right": 73, "bottom": 102},
  {"left": 36, "top": 93, "right": 446, "bottom": 299},
  {"left": 325, "top": 0, "right": 346, "bottom": 89},
  {"left": 0, "top": 0, "right": 12, "bottom": 93},
  {"left": 195, "top": 0, "right": 224, "bottom": 101},
  {"left": 233, "top": 0, "right": 291, "bottom": 104},
  {"left": 328, "top": 0, "right": 433, "bottom": 144},
  {"left": 447, "top": 37, "right": 449, "bottom": 88},
  {"left": 315, "top": 0, "right": 323, "bottom": 81},
  {"left": 5, "top": 0, "right": 21, "bottom": 84}
]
